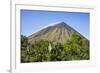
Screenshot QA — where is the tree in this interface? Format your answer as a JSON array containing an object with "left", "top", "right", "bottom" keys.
[
  {"left": 50, "top": 43, "right": 64, "bottom": 61},
  {"left": 27, "top": 40, "right": 50, "bottom": 62},
  {"left": 21, "top": 35, "right": 29, "bottom": 62},
  {"left": 64, "top": 32, "right": 89, "bottom": 60}
]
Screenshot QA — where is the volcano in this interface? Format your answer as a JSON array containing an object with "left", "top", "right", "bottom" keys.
[{"left": 28, "top": 22, "right": 87, "bottom": 44}]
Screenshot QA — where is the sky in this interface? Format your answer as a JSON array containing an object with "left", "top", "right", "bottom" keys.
[{"left": 21, "top": 9, "right": 90, "bottom": 39}]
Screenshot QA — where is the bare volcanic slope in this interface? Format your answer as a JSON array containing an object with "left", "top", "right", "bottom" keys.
[{"left": 28, "top": 22, "right": 85, "bottom": 45}]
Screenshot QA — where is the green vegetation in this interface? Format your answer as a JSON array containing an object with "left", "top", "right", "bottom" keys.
[{"left": 21, "top": 32, "right": 89, "bottom": 63}]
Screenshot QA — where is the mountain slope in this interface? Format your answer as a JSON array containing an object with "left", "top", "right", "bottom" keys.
[{"left": 28, "top": 22, "right": 86, "bottom": 44}]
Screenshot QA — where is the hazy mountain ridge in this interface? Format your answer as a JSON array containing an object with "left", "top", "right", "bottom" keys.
[{"left": 28, "top": 22, "right": 87, "bottom": 44}]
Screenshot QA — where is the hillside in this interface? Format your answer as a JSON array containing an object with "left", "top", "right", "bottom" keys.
[{"left": 28, "top": 22, "right": 85, "bottom": 45}]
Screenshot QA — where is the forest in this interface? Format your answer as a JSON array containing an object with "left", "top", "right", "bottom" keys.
[{"left": 21, "top": 32, "right": 89, "bottom": 63}]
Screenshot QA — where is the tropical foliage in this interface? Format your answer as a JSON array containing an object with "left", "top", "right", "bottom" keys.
[{"left": 21, "top": 32, "right": 89, "bottom": 63}]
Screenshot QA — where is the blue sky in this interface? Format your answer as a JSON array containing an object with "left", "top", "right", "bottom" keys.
[{"left": 21, "top": 9, "right": 90, "bottom": 39}]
